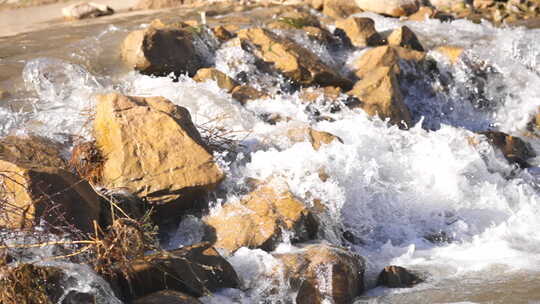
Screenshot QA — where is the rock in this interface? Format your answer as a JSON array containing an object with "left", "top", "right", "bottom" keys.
[
  {"left": 231, "top": 85, "right": 268, "bottom": 104},
  {"left": 212, "top": 25, "right": 235, "bottom": 42},
  {"left": 268, "top": 10, "right": 321, "bottom": 30},
  {"left": 135, "top": 0, "right": 187, "bottom": 10},
  {"left": 237, "top": 28, "right": 352, "bottom": 89},
  {"left": 334, "top": 17, "right": 385, "bottom": 48},
  {"left": 93, "top": 93, "right": 224, "bottom": 209},
  {"left": 377, "top": 265, "right": 423, "bottom": 288},
  {"left": 473, "top": 0, "right": 495, "bottom": 10},
  {"left": 408, "top": 6, "right": 437, "bottom": 21},
  {"left": 323, "top": 0, "right": 363, "bottom": 19},
  {"left": 303, "top": 26, "right": 338, "bottom": 45},
  {"left": 114, "top": 242, "right": 240, "bottom": 300},
  {"left": 273, "top": 242, "right": 365, "bottom": 304},
  {"left": 0, "top": 136, "right": 100, "bottom": 233},
  {"left": 287, "top": 127, "right": 343, "bottom": 150},
  {"left": 204, "top": 183, "right": 318, "bottom": 253},
  {"left": 193, "top": 68, "right": 237, "bottom": 92},
  {"left": 300, "top": 86, "right": 342, "bottom": 103},
  {"left": 353, "top": 45, "right": 425, "bottom": 79},
  {"left": 348, "top": 66, "right": 413, "bottom": 129},
  {"left": 133, "top": 290, "right": 202, "bottom": 304},
  {"left": 435, "top": 45, "right": 465, "bottom": 64},
  {"left": 355, "top": 0, "right": 420, "bottom": 17},
  {"left": 120, "top": 21, "right": 207, "bottom": 77},
  {"left": 387, "top": 26, "right": 424, "bottom": 52},
  {"left": 480, "top": 131, "right": 536, "bottom": 168},
  {"left": 62, "top": 2, "right": 113, "bottom": 20},
  {"left": 311, "top": 0, "right": 325, "bottom": 10}
]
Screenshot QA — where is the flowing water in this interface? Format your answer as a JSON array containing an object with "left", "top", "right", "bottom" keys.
[{"left": 1, "top": 3, "right": 540, "bottom": 303}]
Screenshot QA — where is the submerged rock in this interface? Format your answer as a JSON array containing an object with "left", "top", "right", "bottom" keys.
[
  {"left": 480, "top": 131, "right": 536, "bottom": 168},
  {"left": 387, "top": 26, "right": 425, "bottom": 52},
  {"left": 193, "top": 68, "right": 237, "bottom": 92},
  {"left": 204, "top": 183, "right": 318, "bottom": 253},
  {"left": 377, "top": 265, "right": 423, "bottom": 288},
  {"left": 355, "top": 0, "right": 420, "bottom": 17},
  {"left": 62, "top": 2, "right": 114, "bottom": 20},
  {"left": 273, "top": 242, "right": 365, "bottom": 304},
  {"left": 93, "top": 93, "right": 224, "bottom": 211},
  {"left": 134, "top": 290, "right": 202, "bottom": 304},
  {"left": 334, "top": 17, "right": 385, "bottom": 48}
]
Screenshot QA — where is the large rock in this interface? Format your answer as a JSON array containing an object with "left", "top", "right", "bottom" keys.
[
  {"left": 387, "top": 26, "right": 424, "bottom": 52},
  {"left": 114, "top": 243, "right": 240, "bottom": 301},
  {"left": 355, "top": 0, "right": 420, "bottom": 17},
  {"left": 273, "top": 242, "right": 365, "bottom": 304},
  {"left": 237, "top": 28, "right": 352, "bottom": 89},
  {"left": 480, "top": 131, "right": 536, "bottom": 168},
  {"left": 93, "top": 93, "right": 224, "bottom": 208},
  {"left": 62, "top": 2, "right": 113, "bottom": 20},
  {"left": 121, "top": 21, "right": 207, "bottom": 77},
  {"left": 0, "top": 136, "right": 100, "bottom": 233},
  {"left": 353, "top": 45, "right": 425, "bottom": 78},
  {"left": 335, "top": 17, "right": 385, "bottom": 48},
  {"left": 134, "top": 290, "right": 202, "bottom": 304},
  {"left": 377, "top": 265, "right": 423, "bottom": 288},
  {"left": 204, "top": 183, "right": 318, "bottom": 253},
  {"left": 323, "top": 0, "right": 363, "bottom": 19},
  {"left": 348, "top": 66, "right": 412, "bottom": 129},
  {"left": 193, "top": 68, "right": 237, "bottom": 92}
]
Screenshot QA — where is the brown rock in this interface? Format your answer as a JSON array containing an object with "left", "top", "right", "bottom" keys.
[
  {"left": 300, "top": 86, "right": 342, "bottom": 103},
  {"left": 133, "top": 290, "right": 202, "bottom": 304},
  {"left": 335, "top": 17, "right": 385, "bottom": 48},
  {"left": 355, "top": 0, "right": 420, "bottom": 17},
  {"left": 115, "top": 243, "right": 240, "bottom": 300},
  {"left": 287, "top": 127, "right": 343, "bottom": 150},
  {"left": 377, "top": 265, "right": 423, "bottom": 288},
  {"left": 303, "top": 26, "right": 337, "bottom": 45},
  {"left": 231, "top": 85, "right": 268, "bottom": 104},
  {"left": 435, "top": 45, "right": 465, "bottom": 64},
  {"left": 353, "top": 45, "right": 425, "bottom": 79},
  {"left": 120, "top": 21, "right": 206, "bottom": 77},
  {"left": 0, "top": 135, "right": 66, "bottom": 169},
  {"left": 237, "top": 28, "right": 352, "bottom": 89},
  {"left": 311, "top": 0, "right": 325, "bottom": 10},
  {"left": 193, "top": 68, "right": 237, "bottom": 92},
  {"left": 323, "top": 0, "right": 363, "bottom": 19},
  {"left": 408, "top": 6, "right": 437, "bottom": 21},
  {"left": 212, "top": 25, "right": 235, "bottom": 42},
  {"left": 204, "top": 183, "right": 318, "bottom": 253},
  {"left": 473, "top": 0, "right": 495, "bottom": 10},
  {"left": 94, "top": 93, "right": 224, "bottom": 208},
  {"left": 273, "top": 242, "right": 365, "bottom": 304},
  {"left": 61, "top": 2, "right": 113, "bottom": 20},
  {"left": 480, "top": 131, "right": 536, "bottom": 168},
  {"left": 387, "top": 26, "right": 424, "bottom": 52},
  {"left": 349, "top": 66, "right": 412, "bottom": 129}
]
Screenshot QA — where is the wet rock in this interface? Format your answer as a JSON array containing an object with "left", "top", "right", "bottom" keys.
[
  {"left": 62, "top": 2, "right": 113, "bottom": 20},
  {"left": 387, "top": 26, "right": 424, "bottom": 52},
  {"left": 435, "top": 45, "right": 465, "bottom": 64},
  {"left": 212, "top": 25, "right": 235, "bottom": 42},
  {"left": 377, "top": 265, "right": 423, "bottom": 288},
  {"left": 303, "top": 26, "right": 338, "bottom": 45},
  {"left": 0, "top": 136, "right": 100, "bottom": 233},
  {"left": 287, "top": 127, "right": 343, "bottom": 150},
  {"left": 237, "top": 28, "right": 352, "bottom": 89},
  {"left": 334, "top": 17, "right": 385, "bottom": 48},
  {"left": 323, "top": 0, "right": 363, "bottom": 19},
  {"left": 120, "top": 20, "right": 207, "bottom": 77},
  {"left": 480, "top": 131, "right": 536, "bottom": 168},
  {"left": 93, "top": 93, "right": 224, "bottom": 209},
  {"left": 204, "top": 183, "right": 318, "bottom": 253},
  {"left": 300, "top": 86, "right": 342, "bottom": 103},
  {"left": 355, "top": 0, "right": 420, "bottom": 17},
  {"left": 348, "top": 66, "right": 413, "bottom": 129},
  {"left": 193, "top": 68, "right": 237, "bottom": 92},
  {"left": 133, "top": 290, "right": 202, "bottom": 304},
  {"left": 114, "top": 242, "right": 240, "bottom": 300},
  {"left": 353, "top": 45, "right": 425, "bottom": 78},
  {"left": 273, "top": 242, "right": 365, "bottom": 304},
  {"left": 231, "top": 85, "right": 268, "bottom": 104}
]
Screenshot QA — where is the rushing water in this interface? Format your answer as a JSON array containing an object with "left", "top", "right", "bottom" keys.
[{"left": 1, "top": 4, "right": 540, "bottom": 303}]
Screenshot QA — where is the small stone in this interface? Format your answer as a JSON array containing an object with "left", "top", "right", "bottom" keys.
[
  {"left": 193, "top": 68, "right": 237, "bottom": 92},
  {"left": 387, "top": 26, "right": 424, "bottom": 52},
  {"left": 377, "top": 265, "right": 423, "bottom": 288},
  {"left": 287, "top": 127, "right": 343, "bottom": 150},
  {"left": 231, "top": 85, "right": 268, "bottom": 104},
  {"left": 212, "top": 25, "right": 235, "bottom": 42}
]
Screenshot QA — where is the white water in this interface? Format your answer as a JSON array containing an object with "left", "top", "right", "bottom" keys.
[{"left": 2, "top": 11, "right": 540, "bottom": 304}]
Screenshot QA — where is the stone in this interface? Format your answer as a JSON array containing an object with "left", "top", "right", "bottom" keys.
[
  {"left": 480, "top": 131, "right": 536, "bottom": 168},
  {"left": 62, "top": 2, "right": 113, "bottom": 20},
  {"left": 435, "top": 45, "right": 465, "bottom": 64},
  {"left": 303, "top": 26, "right": 337, "bottom": 45},
  {"left": 204, "top": 183, "right": 318, "bottom": 253},
  {"left": 408, "top": 6, "right": 437, "bottom": 21},
  {"left": 348, "top": 66, "right": 413, "bottom": 129},
  {"left": 287, "top": 127, "right": 343, "bottom": 150},
  {"left": 120, "top": 21, "right": 206, "bottom": 77},
  {"left": 193, "top": 68, "right": 237, "bottom": 92},
  {"left": 355, "top": 0, "right": 420, "bottom": 17},
  {"left": 377, "top": 265, "right": 423, "bottom": 288},
  {"left": 323, "top": 0, "right": 363, "bottom": 19},
  {"left": 231, "top": 85, "right": 268, "bottom": 104},
  {"left": 387, "top": 26, "right": 424, "bottom": 52},
  {"left": 0, "top": 135, "right": 66, "bottom": 169},
  {"left": 212, "top": 25, "right": 235, "bottom": 42},
  {"left": 473, "top": 0, "right": 495, "bottom": 10},
  {"left": 114, "top": 243, "right": 240, "bottom": 300},
  {"left": 94, "top": 93, "right": 224, "bottom": 208},
  {"left": 273, "top": 242, "right": 365, "bottom": 304},
  {"left": 133, "top": 290, "right": 202, "bottom": 304},
  {"left": 237, "top": 28, "right": 352, "bottom": 89},
  {"left": 353, "top": 45, "right": 425, "bottom": 78},
  {"left": 335, "top": 17, "right": 385, "bottom": 48}
]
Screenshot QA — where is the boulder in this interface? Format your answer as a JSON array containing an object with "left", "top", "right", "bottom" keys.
[
  {"left": 0, "top": 136, "right": 100, "bottom": 233},
  {"left": 237, "top": 28, "right": 352, "bottom": 89},
  {"left": 204, "top": 183, "right": 318, "bottom": 253},
  {"left": 193, "top": 68, "right": 237, "bottom": 92},
  {"left": 133, "top": 290, "right": 202, "bottom": 304},
  {"left": 348, "top": 66, "right": 413, "bottom": 129},
  {"left": 120, "top": 21, "right": 206, "bottom": 77},
  {"left": 93, "top": 93, "right": 224, "bottom": 209},
  {"left": 435, "top": 45, "right": 465, "bottom": 64},
  {"left": 323, "top": 0, "right": 363, "bottom": 19},
  {"left": 353, "top": 45, "right": 425, "bottom": 78},
  {"left": 335, "top": 17, "right": 385, "bottom": 48},
  {"left": 287, "top": 127, "right": 343, "bottom": 150},
  {"left": 62, "top": 2, "right": 113, "bottom": 20},
  {"left": 377, "top": 265, "right": 423, "bottom": 288},
  {"left": 273, "top": 242, "right": 365, "bottom": 304},
  {"left": 231, "top": 85, "right": 268, "bottom": 104},
  {"left": 480, "top": 131, "right": 536, "bottom": 168},
  {"left": 355, "top": 0, "right": 420, "bottom": 17},
  {"left": 114, "top": 242, "right": 240, "bottom": 300},
  {"left": 387, "top": 26, "right": 424, "bottom": 52}
]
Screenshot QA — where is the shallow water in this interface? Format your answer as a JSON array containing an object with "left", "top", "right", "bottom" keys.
[{"left": 2, "top": 4, "right": 540, "bottom": 303}]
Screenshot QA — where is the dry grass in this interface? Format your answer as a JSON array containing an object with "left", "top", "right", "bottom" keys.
[{"left": 196, "top": 113, "right": 249, "bottom": 154}]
